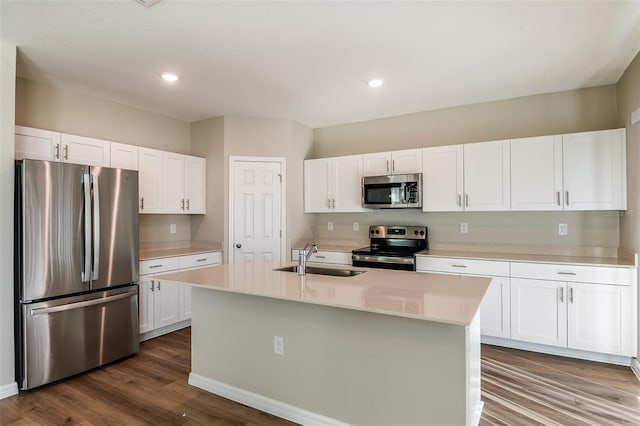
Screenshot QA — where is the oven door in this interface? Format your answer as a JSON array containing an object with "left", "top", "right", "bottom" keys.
[{"left": 352, "top": 254, "right": 416, "bottom": 271}]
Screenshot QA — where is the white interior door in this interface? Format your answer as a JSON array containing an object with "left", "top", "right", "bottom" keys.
[{"left": 231, "top": 159, "right": 284, "bottom": 264}]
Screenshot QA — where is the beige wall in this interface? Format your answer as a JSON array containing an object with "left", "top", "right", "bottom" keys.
[
  {"left": 190, "top": 116, "right": 314, "bottom": 262},
  {"left": 191, "top": 116, "right": 225, "bottom": 243},
  {"left": 0, "top": 40, "right": 17, "bottom": 394},
  {"left": 313, "top": 85, "right": 618, "bottom": 158},
  {"left": 311, "top": 86, "right": 622, "bottom": 254},
  {"left": 224, "top": 116, "right": 314, "bottom": 262},
  {"left": 616, "top": 50, "right": 640, "bottom": 357},
  {"left": 15, "top": 77, "right": 194, "bottom": 246}
]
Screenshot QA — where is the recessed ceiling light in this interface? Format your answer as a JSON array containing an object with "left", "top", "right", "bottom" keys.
[
  {"left": 161, "top": 73, "right": 179, "bottom": 82},
  {"left": 368, "top": 79, "right": 384, "bottom": 88}
]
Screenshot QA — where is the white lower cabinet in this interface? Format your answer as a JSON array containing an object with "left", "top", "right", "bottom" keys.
[
  {"left": 139, "top": 251, "right": 221, "bottom": 339},
  {"left": 510, "top": 278, "right": 567, "bottom": 347},
  {"left": 510, "top": 262, "right": 635, "bottom": 357},
  {"left": 416, "top": 257, "right": 510, "bottom": 339}
]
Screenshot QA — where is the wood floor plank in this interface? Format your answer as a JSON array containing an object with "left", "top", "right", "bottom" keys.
[{"left": 2, "top": 328, "right": 640, "bottom": 425}]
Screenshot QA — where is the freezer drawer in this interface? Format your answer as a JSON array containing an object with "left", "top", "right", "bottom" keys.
[{"left": 18, "top": 286, "right": 139, "bottom": 390}]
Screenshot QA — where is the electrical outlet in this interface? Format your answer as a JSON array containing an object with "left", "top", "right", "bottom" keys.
[
  {"left": 328, "top": 222, "right": 334, "bottom": 231},
  {"left": 353, "top": 222, "right": 359, "bottom": 232},
  {"left": 558, "top": 223, "right": 568, "bottom": 236},
  {"left": 460, "top": 223, "right": 469, "bottom": 234},
  {"left": 273, "top": 336, "right": 284, "bottom": 356},
  {"left": 170, "top": 224, "right": 176, "bottom": 234}
]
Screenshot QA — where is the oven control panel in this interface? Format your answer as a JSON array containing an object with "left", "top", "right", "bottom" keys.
[{"left": 369, "top": 225, "right": 427, "bottom": 240}]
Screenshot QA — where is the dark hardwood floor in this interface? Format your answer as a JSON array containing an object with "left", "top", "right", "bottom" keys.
[{"left": 2, "top": 328, "right": 640, "bottom": 425}]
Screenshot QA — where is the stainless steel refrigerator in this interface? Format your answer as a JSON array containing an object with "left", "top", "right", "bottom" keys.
[{"left": 15, "top": 159, "right": 140, "bottom": 390}]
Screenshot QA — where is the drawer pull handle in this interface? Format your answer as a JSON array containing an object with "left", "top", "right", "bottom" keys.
[
  {"left": 315, "top": 255, "right": 326, "bottom": 259},
  {"left": 452, "top": 264, "right": 467, "bottom": 268},
  {"left": 149, "top": 265, "right": 163, "bottom": 269},
  {"left": 196, "top": 258, "right": 208, "bottom": 262},
  {"left": 557, "top": 272, "right": 576, "bottom": 276}
]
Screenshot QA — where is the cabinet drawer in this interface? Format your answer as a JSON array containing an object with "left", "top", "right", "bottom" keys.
[
  {"left": 179, "top": 252, "right": 221, "bottom": 269},
  {"left": 139, "top": 257, "right": 180, "bottom": 275},
  {"left": 291, "top": 249, "right": 352, "bottom": 265},
  {"left": 416, "top": 257, "right": 509, "bottom": 277},
  {"left": 511, "top": 262, "right": 632, "bottom": 286}
]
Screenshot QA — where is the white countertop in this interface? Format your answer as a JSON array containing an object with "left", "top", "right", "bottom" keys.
[
  {"left": 152, "top": 261, "right": 490, "bottom": 326},
  {"left": 140, "top": 243, "right": 222, "bottom": 261}
]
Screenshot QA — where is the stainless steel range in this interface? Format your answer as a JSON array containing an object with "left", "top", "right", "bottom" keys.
[{"left": 352, "top": 225, "right": 428, "bottom": 271}]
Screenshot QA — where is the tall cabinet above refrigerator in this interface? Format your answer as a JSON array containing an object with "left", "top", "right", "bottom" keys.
[{"left": 15, "top": 159, "right": 140, "bottom": 390}]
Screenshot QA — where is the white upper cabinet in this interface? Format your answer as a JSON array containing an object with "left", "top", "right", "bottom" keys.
[
  {"left": 511, "top": 135, "right": 563, "bottom": 211},
  {"left": 184, "top": 155, "right": 206, "bottom": 214},
  {"left": 110, "top": 142, "right": 139, "bottom": 171},
  {"left": 422, "top": 145, "right": 464, "bottom": 212},
  {"left": 139, "top": 150, "right": 206, "bottom": 215},
  {"left": 138, "top": 147, "right": 164, "bottom": 213},
  {"left": 422, "top": 141, "right": 510, "bottom": 212},
  {"left": 511, "top": 129, "right": 626, "bottom": 211},
  {"left": 463, "top": 140, "right": 511, "bottom": 211},
  {"left": 562, "top": 129, "right": 626, "bottom": 211},
  {"left": 163, "top": 152, "right": 186, "bottom": 214},
  {"left": 60, "top": 133, "right": 111, "bottom": 167},
  {"left": 362, "top": 149, "right": 422, "bottom": 176},
  {"left": 304, "top": 155, "right": 366, "bottom": 213},
  {"left": 15, "top": 126, "right": 110, "bottom": 166},
  {"left": 15, "top": 126, "right": 61, "bottom": 161}
]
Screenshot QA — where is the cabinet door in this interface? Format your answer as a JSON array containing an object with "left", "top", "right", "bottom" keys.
[
  {"left": 110, "top": 142, "right": 139, "bottom": 171},
  {"left": 480, "top": 277, "right": 511, "bottom": 339},
  {"left": 563, "top": 129, "right": 626, "bottom": 210},
  {"left": 179, "top": 286, "right": 192, "bottom": 321},
  {"left": 154, "top": 281, "right": 181, "bottom": 329},
  {"left": 163, "top": 152, "right": 186, "bottom": 213},
  {"left": 568, "top": 282, "right": 631, "bottom": 356},
  {"left": 422, "top": 145, "right": 464, "bottom": 212},
  {"left": 463, "top": 140, "right": 510, "bottom": 211},
  {"left": 138, "top": 277, "right": 155, "bottom": 334},
  {"left": 391, "top": 149, "right": 422, "bottom": 174},
  {"left": 333, "top": 155, "right": 366, "bottom": 212},
  {"left": 60, "top": 133, "right": 110, "bottom": 167},
  {"left": 138, "top": 148, "right": 164, "bottom": 213},
  {"left": 15, "top": 126, "right": 61, "bottom": 161},
  {"left": 511, "top": 136, "right": 563, "bottom": 211},
  {"left": 362, "top": 152, "right": 391, "bottom": 176},
  {"left": 510, "top": 278, "right": 567, "bottom": 347},
  {"left": 184, "top": 155, "right": 206, "bottom": 214},
  {"left": 304, "top": 158, "right": 332, "bottom": 212}
]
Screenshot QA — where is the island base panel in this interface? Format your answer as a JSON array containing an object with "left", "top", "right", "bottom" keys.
[{"left": 189, "top": 288, "right": 481, "bottom": 425}]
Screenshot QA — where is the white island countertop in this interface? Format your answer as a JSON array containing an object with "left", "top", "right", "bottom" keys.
[{"left": 152, "top": 261, "right": 490, "bottom": 326}]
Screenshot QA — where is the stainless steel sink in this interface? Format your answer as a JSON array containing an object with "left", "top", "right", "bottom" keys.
[{"left": 274, "top": 265, "right": 366, "bottom": 277}]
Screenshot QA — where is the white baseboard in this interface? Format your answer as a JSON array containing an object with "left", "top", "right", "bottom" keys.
[
  {"left": 472, "top": 401, "right": 484, "bottom": 426},
  {"left": 0, "top": 382, "right": 18, "bottom": 399},
  {"left": 482, "top": 336, "right": 633, "bottom": 366},
  {"left": 631, "top": 358, "right": 640, "bottom": 382},
  {"left": 189, "top": 373, "right": 349, "bottom": 426},
  {"left": 140, "top": 319, "right": 191, "bottom": 342}
]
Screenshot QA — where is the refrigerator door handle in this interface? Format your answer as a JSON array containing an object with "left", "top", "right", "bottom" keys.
[
  {"left": 82, "top": 173, "right": 92, "bottom": 282},
  {"left": 29, "top": 291, "right": 134, "bottom": 316},
  {"left": 91, "top": 174, "right": 100, "bottom": 281}
]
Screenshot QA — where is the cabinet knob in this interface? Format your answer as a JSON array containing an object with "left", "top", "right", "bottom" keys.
[{"left": 235, "top": 243, "right": 242, "bottom": 249}]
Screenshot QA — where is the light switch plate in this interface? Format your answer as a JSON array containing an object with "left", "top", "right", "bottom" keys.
[
  {"left": 328, "top": 222, "right": 334, "bottom": 231},
  {"left": 170, "top": 224, "right": 177, "bottom": 234},
  {"left": 460, "top": 223, "right": 469, "bottom": 234},
  {"left": 353, "top": 222, "right": 359, "bottom": 232}
]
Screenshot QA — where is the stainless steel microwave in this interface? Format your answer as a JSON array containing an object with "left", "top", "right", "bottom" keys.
[{"left": 362, "top": 173, "right": 422, "bottom": 208}]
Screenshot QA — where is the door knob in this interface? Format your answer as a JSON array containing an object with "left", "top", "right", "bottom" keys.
[{"left": 235, "top": 243, "right": 242, "bottom": 248}]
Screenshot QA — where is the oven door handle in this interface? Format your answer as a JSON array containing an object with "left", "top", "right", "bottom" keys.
[{"left": 352, "top": 255, "right": 415, "bottom": 265}]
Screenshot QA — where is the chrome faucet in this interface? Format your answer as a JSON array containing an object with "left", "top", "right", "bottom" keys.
[{"left": 298, "top": 243, "right": 318, "bottom": 276}]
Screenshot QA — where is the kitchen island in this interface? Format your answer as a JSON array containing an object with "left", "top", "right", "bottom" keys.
[{"left": 153, "top": 261, "right": 491, "bottom": 426}]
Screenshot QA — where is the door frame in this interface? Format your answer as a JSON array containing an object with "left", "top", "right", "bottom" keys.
[{"left": 228, "top": 156, "right": 287, "bottom": 264}]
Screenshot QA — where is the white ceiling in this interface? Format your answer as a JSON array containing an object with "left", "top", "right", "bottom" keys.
[{"left": 2, "top": 1, "right": 639, "bottom": 128}]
